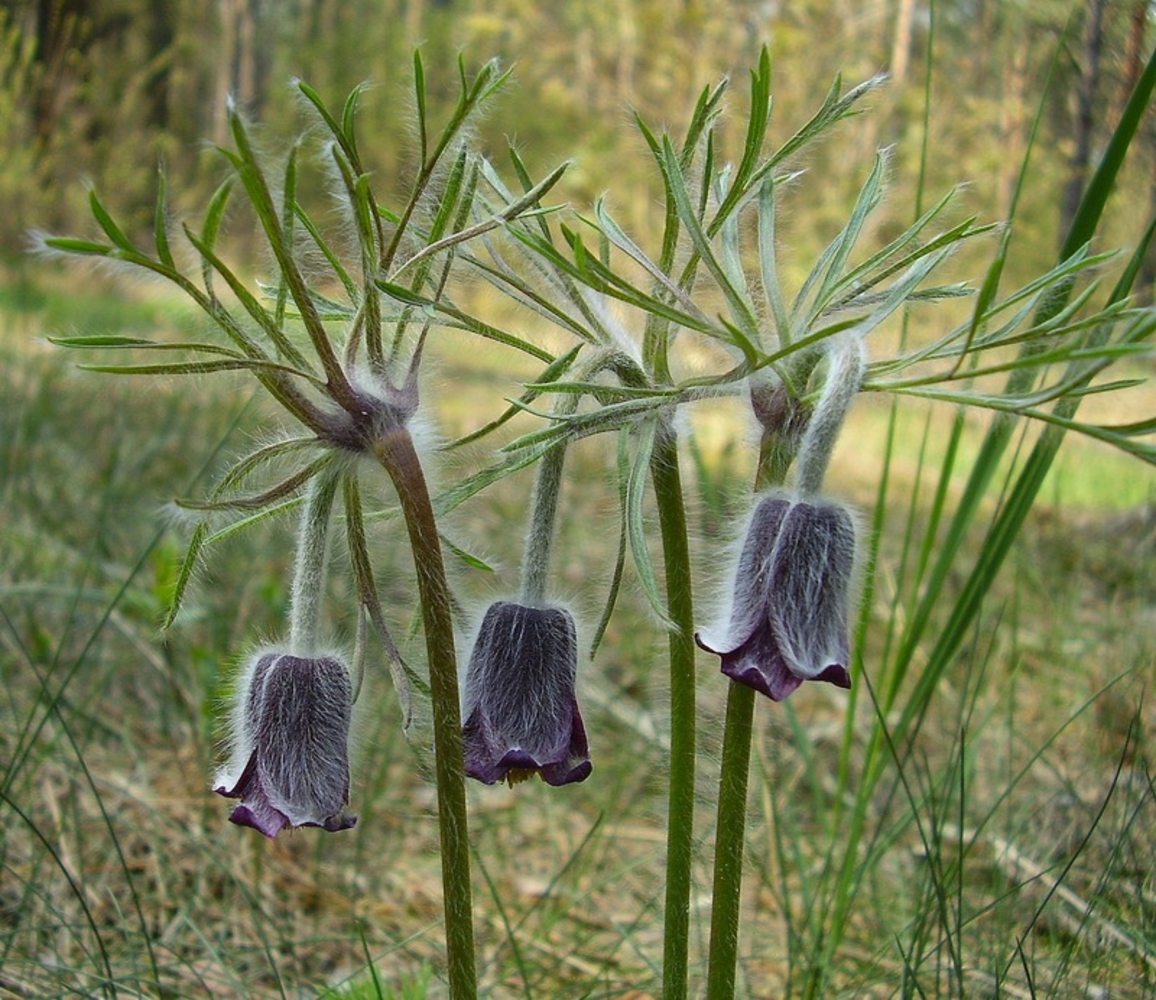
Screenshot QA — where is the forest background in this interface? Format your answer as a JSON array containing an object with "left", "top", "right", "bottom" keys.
[
  {"left": 3, "top": 0, "right": 1155, "bottom": 289},
  {"left": 4, "top": 0, "right": 1156, "bottom": 997}
]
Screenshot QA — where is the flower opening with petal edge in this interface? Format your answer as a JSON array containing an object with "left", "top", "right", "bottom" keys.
[
  {"left": 697, "top": 494, "right": 856, "bottom": 701},
  {"left": 215, "top": 650, "right": 358, "bottom": 837},
  {"left": 462, "top": 601, "right": 592, "bottom": 787}
]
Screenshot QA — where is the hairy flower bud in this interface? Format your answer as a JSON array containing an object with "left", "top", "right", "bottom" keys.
[
  {"left": 215, "top": 651, "right": 357, "bottom": 836},
  {"left": 462, "top": 601, "right": 592, "bottom": 787},
  {"left": 697, "top": 494, "right": 856, "bottom": 701}
]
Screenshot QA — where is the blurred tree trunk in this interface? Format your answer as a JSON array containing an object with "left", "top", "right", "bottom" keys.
[
  {"left": 998, "top": 28, "right": 1029, "bottom": 218},
  {"left": 890, "top": 0, "right": 916, "bottom": 85},
  {"left": 31, "top": 0, "right": 91, "bottom": 148},
  {"left": 1116, "top": 1, "right": 1148, "bottom": 104},
  {"left": 405, "top": 0, "right": 425, "bottom": 46},
  {"left": 144, "top": 0, "right": 175, "bottom": 130},
  {"left": 1123, "top": 4, "right": 1156, "bottom": 306},
  {"left": 210, "top": 0, "right": 266, "bottom": 145},
  {"left": 1059, "top": 0, "right": 1107, "bottom": 245}
]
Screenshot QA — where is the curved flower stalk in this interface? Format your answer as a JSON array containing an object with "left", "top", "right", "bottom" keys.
[
  {"left": 697, "top": 493, "right": 856, "bottom": 701},
  {"left": 462, "top": 601, "right": 591, "bottom": 787},
  {"left": 216, "top": 650, "right": 356, "bottom": 837}
]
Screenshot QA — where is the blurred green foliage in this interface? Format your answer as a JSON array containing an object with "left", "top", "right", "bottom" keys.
[{"left": 3, "top": 0, "right": 1154, "bottom": 292}]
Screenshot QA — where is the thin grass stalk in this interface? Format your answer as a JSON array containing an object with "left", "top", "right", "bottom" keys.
[
  {"left": 368, "top": 427, "right": 476, "bottom": 999},
  {"left": 650, "top": 419, "right": 697, "bottom": 999}
]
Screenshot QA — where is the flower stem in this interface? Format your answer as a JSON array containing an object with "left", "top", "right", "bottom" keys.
[
  {"left": 288, "top": 463, "right": 340, "bottom": 654},
  {"left": 650, "top": 419, "right": 696, "bottom": 1000},
  {"left": 520, "top": 440, "right": 566, "bottom": 607},
  {"left": 795, "top": 335, "right": 865, "bottom": 495},
  {"left": 705, "top": 431, "right": 792, "bottom": 999},
  {"left": 705, "top": 680, "right": 756, "bottom": 1000},
  {"left": 369, "top": 427, "right": 476, "bottom": 999}
]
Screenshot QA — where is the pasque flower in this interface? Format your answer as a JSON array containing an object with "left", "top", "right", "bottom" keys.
[
  {"left": 462, "top": 601, "right": 592, "bottom": 786},
  {"left": 697, "top": 494, "right": 856, "bottom": 701},
  {"left": 215, "top": 650, "right": 357, "bottom": 836}
]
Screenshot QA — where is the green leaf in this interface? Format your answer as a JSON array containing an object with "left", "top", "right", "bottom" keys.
[
  {"left": 43, "top": 236, "right": 112, "bottom": 256},
  {"left": 199, "top": 177, "right": 235, "bottom": 294},
  {"left": 433, "top": 439, "right": 558, "bottom": 516},
  {"left": 88, "top": 189, "right": 138, "bottom": 254},
  {"left": 183, "top": 226, "right": 316, "bottom": 371},
  {"left": 443, "top": 344, "right": 582, "bottom": 449},
  {"left": 440, "top": 533, "right": 496, "bottom": 573},
  {"left": 296, "top": 79, "right": 347, "bottom": 152},
  {"left": 51, "top": 335, "right": 252, "bottom": 360},
  {"left": 293, "top": 202, "right": 360, "bottom": 303},
  {"left": 376, "top": 280, "right": 554, "bottom": 362},
  {"left": 214, "top": 436, "right": 319, "bottom": 496},
  {"left": 413, "top": 49, "right": 428, "bottom": 162},
  {"left": 154, "top": 169, "right": 174, "bottom": 268},
  {"left": 161, "top": 520, "right": 208, "bottom": 630},
  {"left": 757, "top": 175, "right": 793, "bottom": 345},
  {"left": 80, "top": 357, "right": 318, "bottom": 379},
  {"left": 204, "top": 497, "right": 302, "bottom": 546},
  {"left": 708, "top": 45, "right": 772, "bottom": 231},
  {"left": 178, "top": 456, "right": 329, "bottom": 513},
  {"left": 659, "top": 135, "right": 760, "bottom": 347},
  {"left": 49, "top": 335, "right": 159, "bottom": 348},
  {"left": 587, "top": 428, "right": 633, "bottom": 659},
  {"left": 201, "top": 177, "right": 234, "bottom": 251}
]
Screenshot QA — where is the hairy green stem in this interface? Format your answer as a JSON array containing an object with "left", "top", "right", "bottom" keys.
[
  {"left": 288, "top": 465, "right": 340, "bottom": 654},
  {"left": 795, "top": 335, "right": 866, "bottom": 495},
  {"left": 650, "top": 419, "right": 697, "bottom": 1000},
  {"left": 369, "top": 427, "right": 476, "bottom": 999},
  {"left": 705, "top": 431, "right": 794, "bottom": 998},
  {"left": 520, "top": 442, "right": 567, "bottom": 606},
  {"left": 705, "top": 680, "right": 756, "bottom": 1000}
]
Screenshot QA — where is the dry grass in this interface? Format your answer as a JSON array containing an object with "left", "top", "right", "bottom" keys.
[{"left": 2, "top": 275, "right": 1155, "bottom": 997}]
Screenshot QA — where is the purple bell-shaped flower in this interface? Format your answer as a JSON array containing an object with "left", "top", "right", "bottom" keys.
[
  {"left": 462, "top": 601, "right": 592, "bottom": 787},
  {"left": 215, "top": 650, "right": 357, "bottom": 836},
  {"left": 697, "top": 494, "right": 856, "bottom": 701}
]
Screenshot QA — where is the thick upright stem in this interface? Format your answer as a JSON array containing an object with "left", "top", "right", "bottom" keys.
[
  {"left": 705, "top": 430, "right": 792, "bottom": 999},
  {"left": 369, "top": 427, "right": 476, "bottom": 999},
  {"left": 705, "top": 681, "right": 756, "bottom": 1000},
  {"left": 650, "top": 420, "right": 697, "bottom": 1000}
]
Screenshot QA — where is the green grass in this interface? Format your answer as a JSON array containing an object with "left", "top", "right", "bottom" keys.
[{"left": 2, "top": 274, "right": 1154, "bottom": 996}]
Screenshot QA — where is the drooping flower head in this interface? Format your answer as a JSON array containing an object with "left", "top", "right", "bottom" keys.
[
  {"left": 462, "top": 601, "right": 592, "bottom": 787},
  {"left": 697, "top": 493, "right": 856, "bottom": 701},
  {"left": 215, "top": 650, "right": 357, "bottom": 836}
]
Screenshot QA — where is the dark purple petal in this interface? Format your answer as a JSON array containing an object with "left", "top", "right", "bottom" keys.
[
  {"left": 697, "top": 626, "right": 802, "bottom": 701},
  {"left": 463, "top": 602, "right": 591, "bottom": 786},
  {"left": 722, "top": 495, "right": 793, "bottom": 647},
  {"left": 215, "top": 752, "right": 292, "bottom": 837},
  {"left": 767, "top": 501, "right": 855, "bottom": 681},
  {"left": 814, "top": 663, "right": 852, "bottom": 689},
  {"left": 227, "top": 801, "right": 291, "bottom": 838}
]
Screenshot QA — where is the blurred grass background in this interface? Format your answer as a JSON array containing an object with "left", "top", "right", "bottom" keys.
[{"left": 3, "top": 1, "right": 1156, "bottom": 996}]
